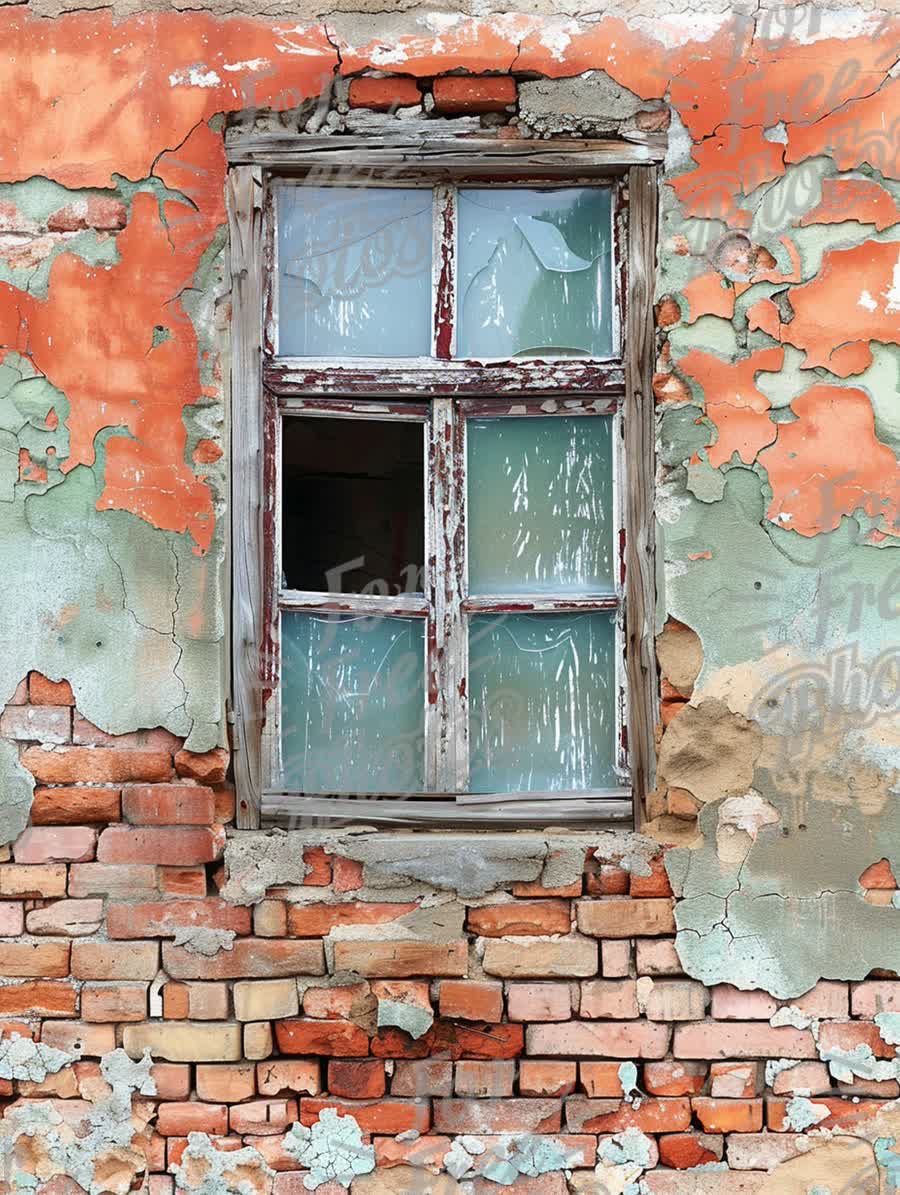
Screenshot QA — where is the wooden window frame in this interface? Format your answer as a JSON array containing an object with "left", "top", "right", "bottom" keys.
[{"left": 226, "top": 134, "right": 659, "bottom": 831}]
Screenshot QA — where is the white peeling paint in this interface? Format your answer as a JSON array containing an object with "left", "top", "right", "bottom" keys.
[{"left": 168, "top": 66, "right": 221, "bottom": 88}]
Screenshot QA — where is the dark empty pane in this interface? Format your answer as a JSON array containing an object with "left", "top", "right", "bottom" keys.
[
  {"left": 282, "top": 417, "right": 425, "bottom": 594},
  {"left": 277, "top": 186, "right": 432, "bottom": 357}
]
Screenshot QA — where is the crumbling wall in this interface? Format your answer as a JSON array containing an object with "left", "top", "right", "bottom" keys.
[{"left": 0, "top": 2, "right": 899, "bottom": 1191}]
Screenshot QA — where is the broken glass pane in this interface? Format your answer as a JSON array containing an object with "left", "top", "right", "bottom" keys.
[
  {"left": 280, "top": 613, "right": 425, "bottom": 793},
  {"left": 281, "top": 416, "right": 425, "bottom": 595},
  {"left": 277, "top": 186, "right": 432, "bottom": 357},
  {"left": 467, "top": 415, "right": 614, "bottom": 595},
  {"left": 455, "top": 187, "right": 614, "bottom": 359},
  {"left": 468, "top": 612, "right": 618, "bottom": 792}
]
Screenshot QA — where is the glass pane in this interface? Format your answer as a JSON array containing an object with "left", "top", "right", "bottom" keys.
[
  {"left": 282, "top": 417, "right": 425, "bottom": 594},
  {"left": 281, "top": 613, "right": 425, "bottom": 794},
  {"left": 467, "top": 416, "right": 614, "bottom": 595},
  {"left": 456, "top": 187, "right": 614, "bottom": 359},
  {"left": 468, "top": 612, "right": 618, "bottom": 792},
  {"left": 277, "top": 187, "right": 432, "bottom": 357}
]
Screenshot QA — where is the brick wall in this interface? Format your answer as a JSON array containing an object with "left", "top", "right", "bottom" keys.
[{"left": 3, "top": 674, "right": 898, "bottom": 1192}]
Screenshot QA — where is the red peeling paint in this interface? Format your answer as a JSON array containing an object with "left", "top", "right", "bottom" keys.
[
  {"left": 760, "top": 384, "right": 900, "bottom": 538},
  {"left": 800, "top": 177, "right": 900, "bottom": 233},
  {"left": 678, "top": 347, "right": 784, "bottom": 468},
  {"left": 682, "top": 272, "right": 735, "bottom": 323}
]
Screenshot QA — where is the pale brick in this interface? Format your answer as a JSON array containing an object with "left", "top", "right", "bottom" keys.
[
  {"left": 709, "top": 1061, "right": 759, "bottom": 1098},
  {"left": 80, "top": 983, "right": 147, "bottom": 1022},
  {"left": 391, "top": 1060, "right": 453, "bottom": 1097},
  {"left": 0, "top": 901, "right": 24, "bottom": 935},
  {"left": 41, "top": 1022, "right": 116, "bottom": 1057},
  {"left": 726, "top": 1133, "right": 811, "bottom": 1169},
  {"left": 674, "top": 1021, "right": 817, "bottom": 1059},
  {"left": 234, "top": 979, "right": 300, "bottom": 1022},
  {"left": 332, "top": 940, "right": 467, "bottom": 978},
  {"left": 68, "top": 863, "right": 158, "bottom": 899},
  {"left": 454, "top": 1060, "right": 514, "bottom": 1097},
  {"left": 770, "top": 1061, "right": 831, "bottom": 1095},
  {"left": 257, "top": 1060, "right": 320, "bottom": 1097},
  {"left": 71, "top": 940, "right": 159, "bottom": 981},
  {"left": 0, "top": 863, "right": 67, "bottom": 898},
  {"left": 788, "top": 980, "right": 848, "bottom": 1019},
  {"left": 577, "top": 899, "right": 675, "bottom": 938},
  {"left": 196, "top": 1062, "right": 257, "bottom": 1103},
  {"left": 851, "top": 980, "right": 900, "bottom": 1016},
  {"left": 123, "top": 1022, "right": 242, "bottom": 1062},
  {"left": 601, "top": 939, "right": 632, "bottom": 977},
  {"left": 635, "top": 938, "right": 683, "bottom": 975},
  {"left": 244, "top": 1022, "right": 274, "bottom": 1060},
  {"left": 0, "top": 704, "right": 70, "bottom": 743},
  {"left": 0, "top": 941, "right": 70, "bottom": 978},
  {"left": 507, "top": 983, "right": 571, "bottom": 1022},
  {"left": 433, "top": 1098, "right": 561, "bottom": 1134},
  {"left": 711, "top": 985, "right": 777, "bottom": 1020},
  {"left": 527, "top": 1021, "right": 670, "bottom": 1058},
  {"left": 14, "top": 825, "right": 96, "bottom": 863},
  {"left": 580, "top": 979, "right": 638, "bottom": 1019},
  {"left": 643, "top": 979, "right": 707, "bottom": 1021},
  {"left": 26, "top": 899, "right": 103, "bottom": 936},
  {"left": 482, "top": 937, "right": 597, "bottom": 979}
]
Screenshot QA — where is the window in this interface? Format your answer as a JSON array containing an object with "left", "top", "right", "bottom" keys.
[{"left": 226, "top": 140, "right": 658, "bottom": 829}]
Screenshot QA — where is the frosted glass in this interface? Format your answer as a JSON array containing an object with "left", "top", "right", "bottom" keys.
[
  {"left": 280, "top": 613, "right": 425, "bottom": 793},
  {"left": 468, "top": 612, "right": 618, "bottom": 792},
  {"left": 277, "top": 187, "right": 432, "bottom": 357},
  {"left": 467, "top": 416, "right": 614, "bottom": 595},
  {"left": 456, "top": 188, "right": 614, "bottom": 359}
]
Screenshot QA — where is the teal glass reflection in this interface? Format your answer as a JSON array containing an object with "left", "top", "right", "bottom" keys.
[
  {"left": 467, "top": 416, "right": 614, "bottom": 595},
  {"left": 456, "top": 187, "right": 614, "bottom": 359},
  {"left": 277, "top": 187, "right": 432, "bottom": 357},
  {"left": 280, "top": 613, "right": 425, "bottom": 793},
  {"left": 468, "top": 612, "right": 618, "bottom": 792}
]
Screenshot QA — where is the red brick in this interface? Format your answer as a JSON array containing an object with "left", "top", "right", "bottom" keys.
[
  {"left": 439, "top": 980, "right": 503, "bottom": 1023},
  {"left": 71, "top": 940, "right": 158, "bottom": 980},
  {"left": 375, "top": 1136, "right": 452, "bottom": 1171},
  {"left": 659, "top": 1133, "right": 723, "bottom": 1169},
  {"left": 630, "top": 855, "right": 674, "bottom": 898},
  {"left": 22, "top": 747, "right": 172, "bottom": 784},
  {"left": 287, "top": 901, "right": 417, "bottom": 937},
  {"left": 163, "top": 938, "right": 324, "bottom": 980},
  {"left": 150, "top": 1063, "right": 191, "bottom": 1101},
  {"left": 818, "top": 1020, "right": 894, "bottom": 1058},
  {"left": 159, "top": 866, "right": 208, "bottom": 897},
  {"left": 332, "top": 856, "right": 363, "bottom": 892},
  {"left": 48, "top": 197, "right": 127, "bottom": 232},
  {"left": 433, "top": 1099, "right": 560, "bottom": 1134},
  {"left": 257, "top": 1060, "right": 321, "bottom": 1097},
  {"left": 196, "top": 1062, "right": 257, "bottom": 1103},
  {"left": 0, "top": 981, "right": 77, "bottom": 1017},
  {"left": 13, "top": 826, "right": 96, "bottom": 863},
  {"left": 391, "top": 1059, "right": 452, "bottom": 1097},
  {"left": 332, "top": 939, "right": 467, "bottom": 978},
  {"left": 301, "top": 1097, "right": 430, "bottom": 1135},
  {"left": 579, "top": 1061, "right": 627, "bottom": 1097},
  {"left": 767, "top": 1096, "right": 887, "bottom": 1131},
  {"left": 174, "top": 747, "right": 229, "bottom": 784},
  {"left": 156, "top": 1102, "right": 228, "bottom": 1137},
  {"left": 29, "top": 673, "right": 74, "bottom": 705},
  {"left": 107, "top": 898, "right": 250, "bottom": 939},
  {"left": 97, "top": 824, "right": 224, "bottom": 865},
  {"left": 275, "top": 1019, "right": 370, "bottom": 1057},
  {"left": 693, "top": 1098, "right": 763, "bottom": 1133},
  {"left": 68, "top": 862, "right": 157, "bottom": 899},
  {"left": 303, "top": 983, "right": 370, "bottom": 1020},
  {"left": 565, "top": 1097, "right": 691, "bottom": 1134},
  {"left": 432, "top": 75, "right": 516, "bottom": 114},
  {"left": 674, "top": 1022, "right": 817, "bottom": 1059},
  {"left": 328, "top": 1059, "right": 385, "bottom": 1099},
  {"left": 644, "top": 1060, "right": 707, "bottom": 1096},
  {"left": 577, "top": 899, "right": 675, "bottom": 938},
  {"left": 859, "top": 858, "right": 897, "bottom": 888},
  {"left": 214, "top": 787, "right": 235, "bottom": 824},
  {"left": 455, "top": 1060, "right": 514, "bottom": 1097},
  {"left": 586, "top": 864, "right": 629, "bottom": 896},
  {"left": 166, "top": 1137, "right": 244, "bottom": 1168},
  {"left": 580, "top": 980, "right": 639, "bottom": 1019},
  {"left": 511, "top": 872, "right": 582, "bottom": 898},
  {"left": 469, "top": 1176, "right": 569, "bottom": 1195},
  {"left": 348, "top": 76, "right": 421, "bottom": 111},
  {"left": 122, "top": 784, "right": 215, "bottom": 825},
  {"left": 466, "top": 900, "right": 570, "bottom": 937},
  {"left": 230, "top": 1099, "right": 298, "bottom": 1136},
  {"left": 70, "top": 718, "right": 181, "bottom": 751},
  {"left": 0, "top": 862, "right": 67, "bottom": 898},
  {"left": 0, "top": 941, "right": 70, "bottom": 978},
  {"left": 520, "top": 1060, "right": 576, "bottom": 1097},
  {"left": 770, "top": 1061, "right": 830, "bottom": 1096},
  {"left": 80, "top": 983, "right": 147, "bottom": 1022},
  {"left": 372, "top": 1020, "right": 523, "bottom": 1061},
  {"left": 507, "top": 983, "right": 571, "bottom": 1023},
  {"left": 527, "top": 1021, "right": 670, "bottom": 1059},
  {"left": 31, "top": 787, "right": 121, "bottom": 824}
]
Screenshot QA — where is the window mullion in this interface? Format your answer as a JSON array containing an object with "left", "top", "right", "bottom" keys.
[
  {"left": 432, "top": 185, "right": 456, "bottom": 360},
  {"left": 427, "top": 398, "right": 468, "bottom": 792}
]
